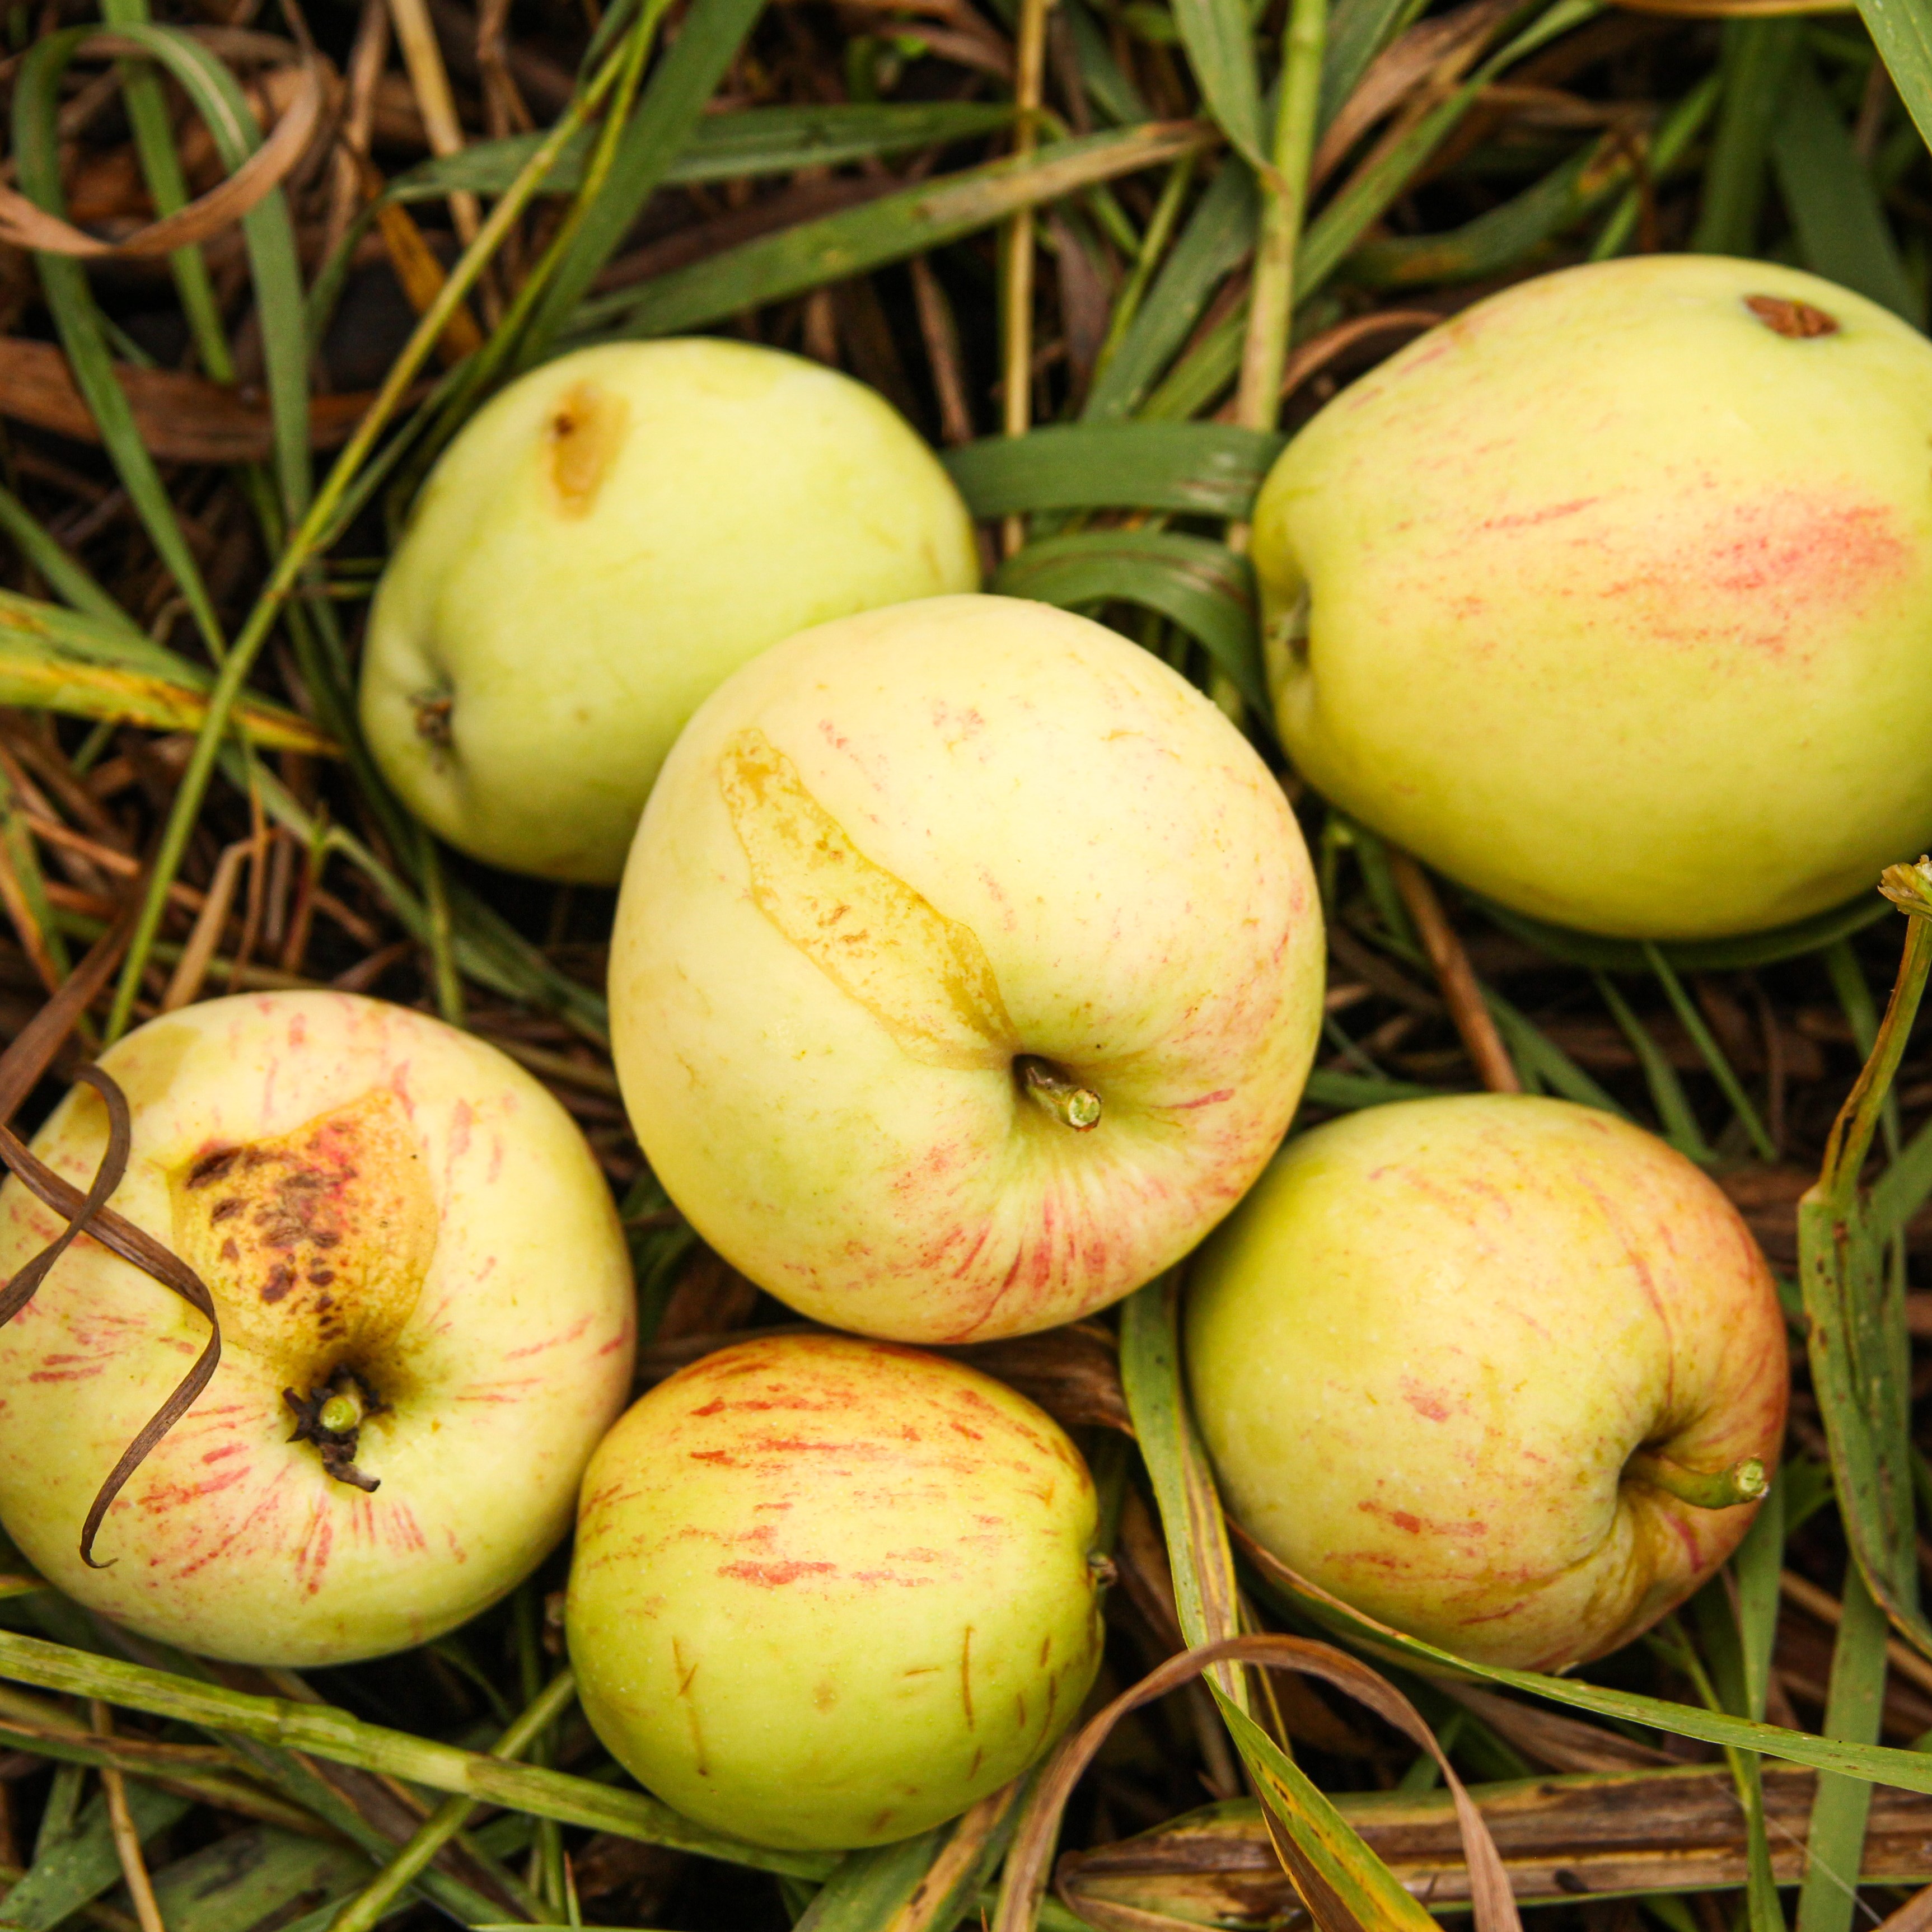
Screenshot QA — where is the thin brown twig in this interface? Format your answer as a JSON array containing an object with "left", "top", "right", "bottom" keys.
[
  {"left": 1388, "top": 850, "right": 1521, "bottom": 1093},
  {"left": 91, "top": 1702, "right": 167, "bottom": 1932}
]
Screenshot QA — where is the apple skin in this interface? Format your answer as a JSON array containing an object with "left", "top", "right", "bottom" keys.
[
  {"left": 1185, "top": 1094, "right": 1788, "bottom": 1671},
  {"left": 361, "top": 339, "right": 979, "bottom": 885},
  {"left": 609, "top": 593, "right": 1326, "bottom": 1344},
  {"left": 566, "top": 1331, "right": 1102, "bottom": 1850},
  {"left": 1252, "top": 255, "right": 1932, "bottom": 939},
  {"left": 0, "top": 992, "right": 635, "bottom": 1667}
]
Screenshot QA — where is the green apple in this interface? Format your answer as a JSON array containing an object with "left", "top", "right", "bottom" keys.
[
  {"left": 1252, "top": 255, "right": 1932, "bottom": 939},
  {"left": 362, "top": 340, "right": 979, "bottom": 884},
  {"left": 567, "top": 1331, "right": 1102, "bottom": 1850},
  {"left": 1186, "top": 1094, "right": 1788, "bottom": 1670},
  {"left": 609, "top": 593, "right": 1326, "bottom": 1344},
  {"left": 0, "top": 991, "right": 635, "bottom": 1666}
]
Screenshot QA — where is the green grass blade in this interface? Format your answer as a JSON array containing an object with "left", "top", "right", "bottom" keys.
[
  {"left": 942, "top": 422, "right": 1283, "bottom": 516},
  {"left": 12, "top": 30, "right": 226, "bottom": 658},
  {"left": 0, "top": 592, "right": 333, "bottom": 754},
  {"left": 1772, "top": 52, "right": 1922, "bottom": 324},
  {"left": 520, "top": 0, "right": 767, "bottom": 359},
  {"left": 1482, "top": 991, "right": 1631, "bottom": 1116},
  {"left": 991, "top": 530, "right": 1267, "bottom": 713},
  {"left": 1592, "top": 971, "right": 1715, "bottom": 1161},
  {"left": 144, "top": 1827, "right": 373, "bottom": 1932},
  {"left": 1171, "top": 0, "right": 1271, "bottom": 170},
  {"left": 1318, "top": 0, "right": 1429, "bottom": 128},
  {"left": 5, "top": 1783, "right": 191, "bottom": 1931},
  {"left": 1795, "top": 1566, "right": 1889, "bottom": 1932},
  {"left": 0, "top": 1626, "right": 832, "bottom": 1879},
  {"left": 1642, "top": 943, "right": 1777, "bottom": 1162},
  {"left": 1479, "top": 892, "right": 1893, "bottom": 973},
  {"left": 1591, "top": 72, "right": 1722, "bottom": 259},
  {"left": 1343, "top": 134, "right": 1628, "bottom": 286},
  {"left": 0, "top": 487, "right": 135, "bottom": 631},
  {"left": 575, "top": 123, "right": 1209, "bottom": 340},
  {"left": 1083, "top": 157, "right": 1256, "bottom": 422},
  {"left": 791, "top": 1832, "right": 939, "bottom": 1929},
  {"left": 1854, "top": 0, "right": 1932, "bottom": 156},
  {"left": 390, "top": 102, "right": 1017, "bottom": 199},
  {"left": 1303, "top": 1070, "right": 1448, "bottom": 1107},
  {"left": 1692, "top": 18, "right": 1801, "bottom": 252},
  {"left": 1241, "top": 1543, "right": 1932, "bottom": 1790},
  {"left": 1066, "top": 0, "right": 1154, "bottom": 123}
]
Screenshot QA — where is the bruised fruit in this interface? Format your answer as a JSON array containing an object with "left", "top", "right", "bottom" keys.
[
  {"left": 609, "top": 593, "right": 1325, "bottom": 1343},
  {"left": 0, "top": 992, "right": 634, "bottom": 1665},
  {"left": 362, "top": 339, "right": 979, "bottom": 885},
  {"left": 1252, "top": 256, "right": 1932, "bottom": 939},
  {"left": 566, "top": 1332, "right": 1102, "bottom": 1850},
  {"left": 1186, "top": 1094, "right": 1787, "bottom": 1670}
]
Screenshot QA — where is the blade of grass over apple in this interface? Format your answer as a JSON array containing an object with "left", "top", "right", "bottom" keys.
[
  {"left": 994, "top": 1635, "right": 1519, "bottom": 1932},
  {"left": 571, "top": 123, "right": 1212, "bottom": 340},
  {"left": 990, "top": 532, "right": 1268, "bottom": 715},
  {"left": 1801, "top": 863, "right": 1932, "bottom": 1664},
  {"left": 1236, "top": 1529, "right": 1932, "bottom": 1791},
  {"left": 1772, "top": 54, "right": 1924, "bottom": 323},
  {"left": 1118, "top": 1284, "right": 1484, "bottom": 1932},
  {"left": 0, "top": 1630, "right": 834, "bottom": 1878},
  {"left": 941, "top": 423, "right": 1284, "bottom": 517}
]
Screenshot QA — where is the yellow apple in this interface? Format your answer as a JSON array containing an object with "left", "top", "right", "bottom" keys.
[
  {"left": 0, "top": 991, "right": 635, "bottom": 1665},
  {"left": 362, "top": 340, "right": 979, "bottom": 884},
  {"left": 566, "top": 1331, "right": 1102, "bottom": 1850},
  {"left": 1252, "top": 256, "right": 1932, "bottom": 939},
  {"left": 609, "top": 593, "right": 1326, "bottom": 1343},
  {"left": 1186, "top": 1094, "right": 1788, "bottom": 1670}
]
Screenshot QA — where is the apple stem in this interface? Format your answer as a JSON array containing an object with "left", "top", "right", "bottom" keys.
[
  {"left": 318, "top": 1388, "right": 364, "bottom": 1435},
  {"left": 1625, "top": 1449, "right": 1768, "bottom": 1510},
  {"left": 1017, "top": 1056, "right": 1102, "bottom": 1131}
]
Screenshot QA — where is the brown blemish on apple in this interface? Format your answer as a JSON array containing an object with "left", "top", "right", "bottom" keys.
[
  {"left": 958, "top": 1625, "right": 975, "bottom": 1729},
  {"left": 1744, "top": 294, "right": 1838, "bottom": 339},
  {"left": 170, "top": 1089, "right": 437, "bottom": 1378},
  {"left": 718, "top": 727, "right": 1016, "bottom": 1070},
  {"left": 544, "top": 381, "right": 629, "bottom": 518}
]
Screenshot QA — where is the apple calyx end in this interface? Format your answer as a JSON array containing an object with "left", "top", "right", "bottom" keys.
[
  {"left": 285, "top": 1374, "right": 384, "bottom": 1493},
  {"left": 1016, "top": 1055, "right": 1102, "bottom": 1131},
  {"left": 1624, "top": 1447, "right": 1767, "bottom": 1510},
  {"left": 410, "top": 689, "right": 455, "bottom": 747}
]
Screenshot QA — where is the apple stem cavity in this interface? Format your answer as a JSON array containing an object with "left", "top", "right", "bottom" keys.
[
  {"left": 284, "top": 1375, "right": 383, "bottom": 1493},
  {"left": 1624, "top": 1448, "right": 1768, "bottom": 1510},
  {"left": 1016, "top": 1055, "right": 1102, "bottom": 1131}
]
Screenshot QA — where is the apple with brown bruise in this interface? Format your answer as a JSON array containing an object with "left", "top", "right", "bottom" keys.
[
  {"left": 0, "top": 992, "right": 635, "bottom": 1666},
  {"left": 361, "top": 338, "right": 978, "bottom": 885},
  {"left": 609, "top": 593, "right": 1326, "bottom": 1344},
  {"left": 566, "top": 1331, "right": 1103, "bottom": 1850},
  {"left": 1252, "top": 255, "right": 1932, "bottom": 938},
  {"left": 1186, "top": 1094, "right": 1788, "bottom": 1671}
]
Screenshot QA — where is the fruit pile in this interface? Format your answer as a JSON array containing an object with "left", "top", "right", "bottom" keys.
[{"left": 1, "top": 249, "right": 1919, "bottom": 1876}]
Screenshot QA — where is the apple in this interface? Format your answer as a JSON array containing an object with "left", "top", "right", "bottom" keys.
[
  {"left": 609, "top": 592, "right": 1326, "bottom": 1344},
  {"left": 1185, "top": 1093, "right": 1788, "bottom": 1671},
  {"left": 361, "top": 339, "right": 980, "bottom": 885},
  {"left": 1251, "top": 255, "right": 1932, "bottom": 939},
  {"left": 0, "top": 991, "right": 635, "bottom": 1666},
  {"left": 566, "top": 1330, "right": 1102, "bottom": 1850}
]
